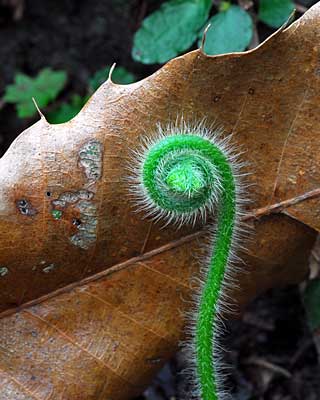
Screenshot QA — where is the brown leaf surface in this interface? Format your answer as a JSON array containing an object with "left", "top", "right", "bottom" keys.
[{"left": 0, "top": 4, "right": 320, "bottom": 399}]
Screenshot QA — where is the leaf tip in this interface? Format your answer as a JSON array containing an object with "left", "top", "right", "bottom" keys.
[
  {"left": 281, "top": 8, "right": 297, "bottom": 30},
  {"left": 199, "top": 23, "right": 211, "bottom": 54},
  {"left": 108, "top": 63, "right": 117, "bottom": 84},
  {"left": 32, "top": 97, "right": 47, "bottom": 122}
]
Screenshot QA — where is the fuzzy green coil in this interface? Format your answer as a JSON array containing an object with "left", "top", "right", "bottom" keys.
[{"left": 136, "top": 133, "right": 237, "bottom": 400}]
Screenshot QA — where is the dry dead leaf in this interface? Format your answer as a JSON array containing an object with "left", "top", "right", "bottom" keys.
[{"left": 0, "top": 3, "right": 320, "bottom": 399}]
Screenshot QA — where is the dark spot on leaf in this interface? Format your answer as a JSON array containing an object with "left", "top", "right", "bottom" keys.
[
  {"left": 16, "top": 199, "right": 38, "bottom": 216},
  {"left": 18, "top": 199, "right": 27, "bottom": 207},
  {"left": 72, "top": 218, "right": 82, "bottom": 227}
]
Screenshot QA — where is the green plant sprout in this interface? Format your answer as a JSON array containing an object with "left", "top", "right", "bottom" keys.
[
  {"left": 2, "top": 65, "right": 136, "bottom": 123},
  {"left": 3, "top": 68, "right": 67, "bottom": 118},
  {"left": 130, "top": 121, "right": 247, "bottom": 400}
]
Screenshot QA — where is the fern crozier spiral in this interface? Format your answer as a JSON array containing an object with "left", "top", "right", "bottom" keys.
[{"left": 129, "top": 120, "right": 247, "bottom": 400}]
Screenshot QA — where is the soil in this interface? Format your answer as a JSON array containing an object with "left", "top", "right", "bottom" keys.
[{"left": 0, "top": 1, "right": 319, "bottom": 399}]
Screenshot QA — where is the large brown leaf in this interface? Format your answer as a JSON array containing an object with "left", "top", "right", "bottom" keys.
[{"left": 0, "top": 3, "right": 320, "bottom": 399}]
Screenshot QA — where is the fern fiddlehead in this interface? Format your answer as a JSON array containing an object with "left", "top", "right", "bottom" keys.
[{"left": 130, "top": 121, "right": 245, "bottom": 400}]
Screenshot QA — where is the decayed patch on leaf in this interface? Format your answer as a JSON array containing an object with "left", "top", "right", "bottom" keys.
[
  {"left": 49, "top": 139, "right": 103, "bottom": 250},
  {"left": 78, "top": 139, "right": 103, "bottom": 184}
]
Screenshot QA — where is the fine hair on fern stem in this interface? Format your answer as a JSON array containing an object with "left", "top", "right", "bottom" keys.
[{"left": 128, "top": 120, "right": 248, "bottom": 400}]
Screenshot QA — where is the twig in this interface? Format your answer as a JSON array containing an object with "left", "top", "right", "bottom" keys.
[
  {"left": 294, "top": 3, "right": 307, "bottom": 14},
  {"left": 290, "top": 338, "right": 313, "bottom": 367},
  {"left": 242, "top": 188, "right": 320, "bottom": 221},
  {"left": 245, "top": 357, "right": 292, "bottom": 379},
  {"left": 243, "top": 312, "right": 274, "bottom": 331}
]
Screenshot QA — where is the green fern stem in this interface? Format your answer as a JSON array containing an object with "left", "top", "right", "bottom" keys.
[
  {"left": 139, "top": 133, "right": 236, "bottom": 400},
  {"left": 196, "top": 181, "right": 235, "bottom": 400}
]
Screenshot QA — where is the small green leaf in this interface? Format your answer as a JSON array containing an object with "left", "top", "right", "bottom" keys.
[
  {"left": 3, "top": 68, "right": 67, "bottom": 118},
  {"left": 89, "top": 66, "right": 136, "bottom": 93},
  {"left": 258, "top": 0, "right": 295, "bottom": 29},
  {"left": 132, "top": 0, "right": 212, "bottom": 64},
  {"left": 47, "top": 95, "right": 88, "bottom": 124},
  {"left": 304, "top": 278, "right": 320, "bottom": 331},
  {"left": 199, "top": 5, "right": 253, "bottom": 56},
  {"left": 51, "top": 210, "right": 63, "bottom": 220}
]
